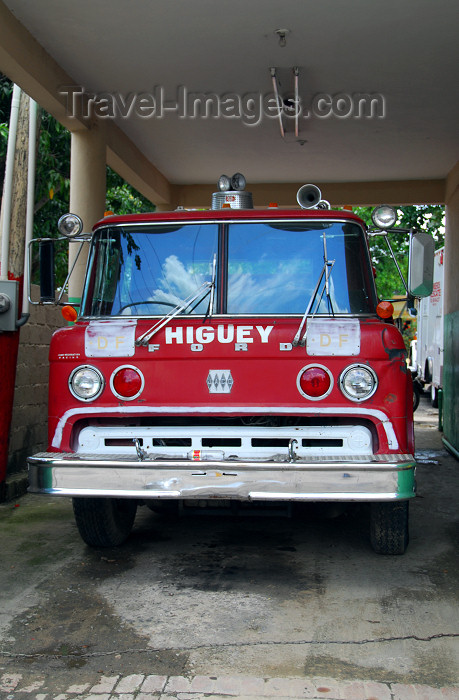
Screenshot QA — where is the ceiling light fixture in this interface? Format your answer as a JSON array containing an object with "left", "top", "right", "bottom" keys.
[
  {"left": 269, "top": 66, "right": 301, "bottom": 139},
  {"left": 274, "top": 28, "right": 290, "bottom": 48}
]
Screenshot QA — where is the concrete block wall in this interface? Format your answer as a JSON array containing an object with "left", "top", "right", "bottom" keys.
[{"left": 7, "top": 286, "right": 65, "bottom": 487}]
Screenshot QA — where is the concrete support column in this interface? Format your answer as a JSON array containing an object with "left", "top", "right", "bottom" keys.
[
  {"left": 68, "top": 125, "right": 106, "bottom": 305},
  {"left": 443, "top": 160, "right": 459, "bottom": 456}
]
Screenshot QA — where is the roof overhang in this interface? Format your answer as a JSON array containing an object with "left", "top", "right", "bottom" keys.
[{"left": 1, "top": 0, "right": 457, "bottom": 207}]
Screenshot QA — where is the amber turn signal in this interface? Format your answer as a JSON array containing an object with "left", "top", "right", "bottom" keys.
[
  {"left": 61, "top": 305, "right": 78, "bottom": 322},
  {"left": 376, "top": 301, "right": 394, "bottom": 319}
]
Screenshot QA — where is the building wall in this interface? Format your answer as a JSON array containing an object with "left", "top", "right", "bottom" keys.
[
  {"left": 7, "top": 287, "right": 65, "bottom": 478},
  {"left": 443, "top": 163, "right": 459, "bottom": 455}
]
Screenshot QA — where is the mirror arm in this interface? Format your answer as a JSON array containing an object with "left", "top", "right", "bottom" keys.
[
  {"left": 382, "top": 232, "right": 409, "bottom": 294},
  {"left": 27, "top": 236, "right": 89, "bottom": 306},
  {"left": 57, "top": 240, "right": 87, "bottom": 305},
  {"left": 368, "top": 227, "right": 411, "bottom": 236},
  {"left": 406, "top": 293, "right": 417, "bottom": 316}
]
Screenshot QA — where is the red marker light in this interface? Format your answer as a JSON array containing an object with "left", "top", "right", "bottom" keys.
[
  {"left": 298, "top": 366, "right": 332, "bottom": 399},
  {"left": 61, "top": 305, "right": 78, "bottom": 322},
  {"left": 111, "top": 366, "right": 143, "bottom": 400},
  {"left": 376, "top": 301, "right": 394, "bottom": 319}
]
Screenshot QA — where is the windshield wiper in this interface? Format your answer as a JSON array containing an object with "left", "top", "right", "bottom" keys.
[
  {"left": 204, "top": 253, "right": 217, "bottom": 321},
  {"left": 135, "top": 254, "right": 217, "bottom": 346},
  {"left": 293, "top": 232, "right": 335, "bottom": 347}
]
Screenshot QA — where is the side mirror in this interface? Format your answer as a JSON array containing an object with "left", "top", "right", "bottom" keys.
[
  {"left": 408, "top": 231, "right": 434, "bottom": 298},
  {"left": 39, "top": 239, "right": 55, "bottom": 302}
]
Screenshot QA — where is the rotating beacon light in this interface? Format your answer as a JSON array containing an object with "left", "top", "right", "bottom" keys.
[{"left": 212, "top": 173, "right": 253, "bottom": 209}]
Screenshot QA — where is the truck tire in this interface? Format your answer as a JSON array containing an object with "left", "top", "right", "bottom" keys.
[
  {"left": 370, "top": 501, "right": 409, "bottom": 555},
  {"left": 146, "top": 499, "right": 180, "bottom": 517},
  {"left": 72, "top": 497, "right": 137, "bottom": 547},
  {"left": 431, "top": 385, "right": 439, "bottom": 408},
  {"left": 424, "top": 358, "right": 433, "bottom": 384},
  {"left": 413, "top": 381, "right": 420, "bottom": 412}
]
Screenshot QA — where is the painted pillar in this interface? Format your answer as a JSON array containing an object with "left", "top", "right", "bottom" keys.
[
  {"left": 0, "top": 90, "right": 30, "bottom": 492},
  {"left": 68, "top": 125, "right": 106, "bottom": 306},
  {"left": 443, "top": 160, "right": 459, "bottom": 456}
]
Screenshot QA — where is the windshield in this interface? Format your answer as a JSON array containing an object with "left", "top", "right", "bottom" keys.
[
  {"left": 81, "top": 220, "right": 376, "bottom": 317},
  {"left": 227, "top": 222, "right": 375, "bottom": 314},
  {"left": 81, "top": 224, "right": 218, "bottom": 317}
]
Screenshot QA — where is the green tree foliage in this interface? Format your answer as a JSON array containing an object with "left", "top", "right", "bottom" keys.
[
  {"left": 105, "top": 167, "right": 153, "bottom": 215},
  {"left": 0, "top": 75, "right": 14, "bottom": 187},
  {"left": 353, "top": 205, "right": 445, "bottom": 351},
  {"left": 1, "top": 74, "right": 154, "bottom": 286}
]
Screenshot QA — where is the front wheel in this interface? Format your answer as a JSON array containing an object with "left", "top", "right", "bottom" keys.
[
  {"left": 73, "top": 497, "right": 137, "bottom": 547},
  {"left": 413, "top": 381, "right": 420, "bottom": 412},
  {"left": 370, "top": 501, "right": 409, "bottom": 555}
]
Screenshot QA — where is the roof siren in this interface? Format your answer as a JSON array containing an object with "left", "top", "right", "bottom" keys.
[
  {"left": 212, "top": 173, "right": 253, "bottom": 210},
  {"left": 297, "top": 184, "right": 330, "bottom": 209}
]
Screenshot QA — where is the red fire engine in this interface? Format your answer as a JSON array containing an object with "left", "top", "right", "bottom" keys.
[{"left": 28, "top": 177, "right": 434, "bottom": 554}]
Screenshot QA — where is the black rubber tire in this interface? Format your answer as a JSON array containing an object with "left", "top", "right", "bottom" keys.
[
  {"left": 413, "top": 382, "right": 420, "bottom": 412},
  {"left": 72, "top": 497, "right": 137, "bottom": 547},
  {"left": 431, "top": 385, "right": 439, "bottom": 408},
  {"left": 370, "top": 501, "right": 409, "bottom": 555},
  {"left": 146, "top": 499, "right": 180, "bottom": 517}
]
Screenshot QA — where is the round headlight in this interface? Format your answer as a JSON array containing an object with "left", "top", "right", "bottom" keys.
[
  {"left": 69, "top": 365, "right": 104, "bottom": 401},
  {"left": 297, "top": 364, "right": 333, "bottom": 401},
  {"left": 340, "top": 364, "right": 377, "bottom": 402},
  {"left": 110, "top": 365, "right": 144, "bottom": 401},
  {"left": 58, "top": 213, "right": 83, "bottom": 238},
  {"left": 231, "top": 172, "right": 246, "bottom": 191},
  {"left": 371, "top": 205, "right": 397, "bottom": 230},
  {"left": 217, "top": 175, "right": 231, "bottom": 192}
]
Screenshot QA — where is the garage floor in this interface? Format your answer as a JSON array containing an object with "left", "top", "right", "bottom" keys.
[{"left": 0, "top": 396, "right": 458, "bottom": 699}]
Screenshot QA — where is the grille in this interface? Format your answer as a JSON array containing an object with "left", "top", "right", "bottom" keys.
[{"left": 77, "top": 424, "right": 373, "bottom": 460}]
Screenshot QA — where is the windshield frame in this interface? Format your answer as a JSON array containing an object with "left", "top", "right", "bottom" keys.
[{"left": 80, "top": 218, "right": 377, "bottom": 319}]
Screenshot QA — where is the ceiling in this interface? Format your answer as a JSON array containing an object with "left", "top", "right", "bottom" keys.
[{"left": 2, "top": 0, "right": 459, "bottom": 188}]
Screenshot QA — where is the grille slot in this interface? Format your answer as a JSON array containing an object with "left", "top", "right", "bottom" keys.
[
  {"left": 105, "top": 438, "right": 142, "bottom": 447},
  {"left": 252, "top": 438, "right": 290, "bottom": 447},
  {"left": 153, "top": 438, "right": 192, "bottom": 447},
  {"left": 302, "top": 439, "right": 343, "bottom": 447}
]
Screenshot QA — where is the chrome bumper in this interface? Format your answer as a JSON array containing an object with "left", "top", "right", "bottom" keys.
[{"left": 28, "top": 452, "right": 416, "bottom": 501}]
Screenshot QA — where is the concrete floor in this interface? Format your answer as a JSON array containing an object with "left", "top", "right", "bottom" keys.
[{"left": 0, "top": 395, "right": 458, "bottom": 697}]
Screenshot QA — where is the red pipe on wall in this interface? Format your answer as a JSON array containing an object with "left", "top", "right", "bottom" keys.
[
  {"left": 0, "top": 332, "right": 20, "bottom": 487},
  {"left": 0, "top": 273, "right": 22, "bottom": 490}
]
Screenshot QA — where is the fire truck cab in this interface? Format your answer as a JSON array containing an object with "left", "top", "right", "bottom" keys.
[{"left": 28, "top": 178, "right": 435, "bottom": 554}]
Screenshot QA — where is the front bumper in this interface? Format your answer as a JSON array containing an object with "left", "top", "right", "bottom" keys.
[{"left": 28, "top": 453, "right": 416, "bottom": 501}]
